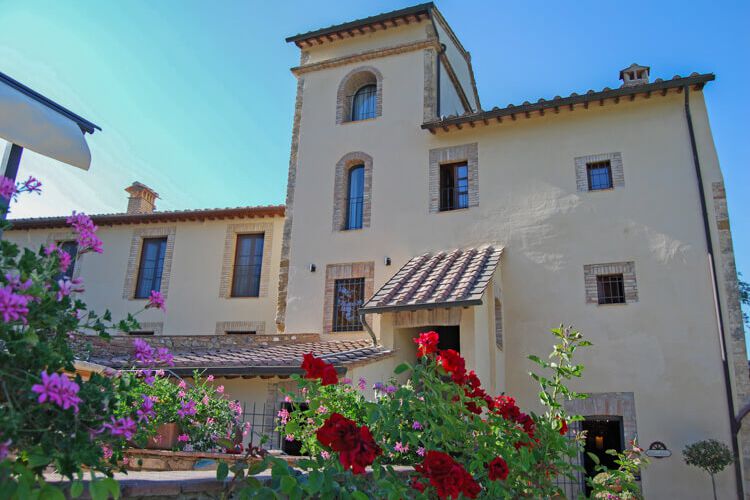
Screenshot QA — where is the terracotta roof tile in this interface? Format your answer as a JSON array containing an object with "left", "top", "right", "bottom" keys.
[
  {"left": 361, "top": 244, "right": 502, "bottom": 313},
  {"left": 89, "top": 338, "right": 392, "bottom": 378}
]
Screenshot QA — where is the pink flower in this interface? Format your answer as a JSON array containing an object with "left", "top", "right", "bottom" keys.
[
  {"left": 104, "top": 417, "right": 137, "bottom": 440},
  {"left": 416, "top": 447, "right": 426, "bottom": 457},
  {"left": 412, "top": 421, "right": 423, "bottom": 430},
  {"left": 0, "top": 285, "right": 30, "bottom": 323},
  {"left": 137, "top": 395, "right": 156, "bottom": 423},
  {"left": 31, "top": 371, "right": 82, "bottom": 413},
  {"left": 146, "top": 290, "right": 166, "bottom": 312},
  {"left": 0, "top": 177, "right": 17, "bottom": 199},
  {"left": 216, "top": 385, "right": 224, "bottom": 394},
  {"left": 132, "top": 339, "right": 154, "bottom": 364},
  {"left": 321, "top": 451, "right": 331, "bottom": 460},
  {"left": 202, "top": 395, "right": 209, "bottom": 405},
  {"left": 56, "top": 278, "right": 84, "bottom": 302},
  {"left": 5, "top": 273, "right": 32, "bottom": 292},
  {"left": 178, "top": 390, "right": 186, "bottom": 398},
  {"left": 56, "top": 250, "right": 72, "bottom": 274},
  {"left": 155, "top": 347, "right": 173, "bottom": 366},
  {"left": 206, "top": 417, "right": 215, "bottom": 425},
  {"left": 277, "top": 408, "right": 290, "bottom": 425},
  {"left": 285, "top": 434, "right": 295, "bottom": 442},
  {"left": 207, "top": 375, "right": 214, "bottom": 382},
  {"left": 177, "top": 400, "right": 197, "bottom": 418},
  {"left": 101, "top": 445, "right": 113, "bottom": 460},
  {"left": 358, "top": 377, "right": 367, "bottom": 391},
  {"left": 394, "top": 441, "right": 409, "bottom": 453},
  {"left": 177, "top": 434, "right": 190, "bottom": 443},
  {"left": 140, "top": 369, "right": 155, "bottom": 386},
  {"left": 0, "top": 439, "right": 12, "bottom": 461},
  {"left": 178, "top": 380, "right": 187, "bottom": 389},
  {"left": 66, "top": 212, "right": 103, "bottom": 254},
  {"left": 317, "top": 405, "right": 328, "bottom": 414},
  {"left": 284, "top": 395, "right": 292, "bottom": 403},
  {"left": 22, "top": 176, "right": 42, "bottom": 194}
]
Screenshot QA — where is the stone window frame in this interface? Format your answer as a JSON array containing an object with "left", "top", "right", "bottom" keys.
[
  {"left": 215, "top": 320, "right": 266, "bottom": 335},
  {"left": 333, "top": 152, "right": 373, "bottom": 231},
  {"left": 428, "top": 143, "right": 479, "bottom": 214},
  {"left": 219, "top": 222, "right": 274, "bottom": 299},
  {"left": 575, "top": 152, "right": 625, "bottom": 192},
  {"left": 336, "top": 66, "right": 383, "bottom": 125},
  {"left": 46, "top": 231, "right": 83, "bottom": 280},
  {"left": 323, "top": 262, "right": 374, "bottom": 333},
  {"left": 584, "top": 261, "right": 638, "bottom": 305},
  {"left": 494, "top": 298, "right": 503, "bottom": 350},
  {"left": 122, "top": 226, "right": 176, "bottom": 300},
  {"left": 564, "top": 392, "right": 638, "bottom": 452},
  {"left": 122, "top": 321, "right": 164, "bottom": 336}
]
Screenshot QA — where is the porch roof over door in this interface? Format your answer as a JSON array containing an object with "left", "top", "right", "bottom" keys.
[{"left": 360, "top": 244, "right": 502, "bottom": 314}]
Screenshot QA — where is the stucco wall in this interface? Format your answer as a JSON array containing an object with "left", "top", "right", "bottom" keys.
[
  {"left": 282, "top": 28, "right": 739, "bottom": 497},
  {"left": 5, "top": 215, "right": 284, "bottom": 335}
]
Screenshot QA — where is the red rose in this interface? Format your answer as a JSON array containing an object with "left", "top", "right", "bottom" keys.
[
  {"left": 301, "top": 352, "right": 339, "bottom": 386},
  {"left": 410, "top": 477, "right": 427, "bottom": 493},
  {"left": 437, "top": 349, "right": 466, "bottom": 385},
  {"left": 316, "top": 413, "right": 381, "bottom": 474},
  {"left": 414, "top": 331, "right": 440, "bottom": 358},
  {"left": 517, "top": 412, "right": 536, "bottom": 438},
  {"left": 492, "top": 395, "right": 521, "bottom": 421},
  {"left": 487, "top": 456, "right": 509, "bottom": 481},
  {"left": 559, "top": 418, "right": 568, "bottom": 435},
  {"left": 415, "top": 451, "right": 480, "bottom": 499}
]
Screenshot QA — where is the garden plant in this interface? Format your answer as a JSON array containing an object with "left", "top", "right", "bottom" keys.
[{"left": 683, "top": 439, "right": 733, "bottom": 500}]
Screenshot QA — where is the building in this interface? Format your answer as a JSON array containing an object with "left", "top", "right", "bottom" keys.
[{"left": 6, "top": 3, "right": 748, "bottom": 498}]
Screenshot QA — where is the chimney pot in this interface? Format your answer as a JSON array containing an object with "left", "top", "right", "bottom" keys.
[
  {"left": 125, "top": 182, "right": 159, "bottom": 214},
  {"left": 619, "top": 63, "right": 650, "bottom": 87}
]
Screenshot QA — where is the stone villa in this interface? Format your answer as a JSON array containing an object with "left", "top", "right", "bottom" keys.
[{"left": 6, "top": 3, "right": 748, "bottom": 497}]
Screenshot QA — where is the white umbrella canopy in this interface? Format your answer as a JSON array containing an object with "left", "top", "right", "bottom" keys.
[{"left": 0, "top": 71, "right": 99, "bottom": 170}]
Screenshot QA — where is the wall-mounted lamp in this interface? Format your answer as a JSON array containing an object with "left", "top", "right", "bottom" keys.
[
  {"left": 309, "top": 263, "right": 316, "bottom": 272},
  {"left": 384, "top": 257, "right": 391, "bottom": 266},
  {"left": 595, "top": 435, "right": 604, "bottom": 450}
]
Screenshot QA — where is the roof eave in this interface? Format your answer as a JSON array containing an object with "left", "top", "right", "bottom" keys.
[
  {"left": 285, "top": 2, "right": 434, "bottom": 46},
  {"left": 422, "top": 73, "right": 715, "bottom": 131},
  {"left": 360, "top": 298, "right": 484, "bottom": 315},
  {"left": 168, "top": 366, "right": 348, "bottom": 378}
]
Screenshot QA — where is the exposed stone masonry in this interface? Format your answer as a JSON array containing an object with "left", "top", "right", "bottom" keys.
[
  {"left": 335, "top": 66, "right": 383, "bottom": 125},
  {"left": 583, "top": 261, "right": 638, "bottom": 304},
  {"left": 575, "top": 152, "right": 625, "bottom": 192},
  {"left": 218, "top": 222, "right": 274, "bottom": 298},
  {"left": 323, "top": 262, "right": 375, "bottom": 333},
  {"left": 428, "top": 143, "right": 479, "bottom": 213},
  {"left": 122, "top": 226, "right": 176, "bottom": 300}
]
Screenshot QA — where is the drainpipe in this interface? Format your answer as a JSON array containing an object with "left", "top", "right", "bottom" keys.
[
  {"left": 684, "top": 84, "right": 744, "bottom": 499},
  {"left": 359, "top": 311, "right": 378, "bottom": 347}
]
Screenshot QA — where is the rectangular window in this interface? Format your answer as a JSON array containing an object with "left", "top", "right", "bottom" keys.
[
  {"left": 596, "top": 274, "right": 625, "bottom": 304},
  {"left": 225, "top": 330, "right": 257, "bottom": 335},
  {"left": 231, "top": 234, "right": 264, "bottom": 297},
  {"left": 135, "top": 237, "right": 168, "bottom": 298},
  {"left": 587, "top": 161, "right": 613, "bottom": 191},
  {"left": 440, "top": 163, "right": 469, "bottom": 211},
  {"left": 332, "top": 277, "right": 365, "bottom": 332},
  {"left": 128, "top": 330, "right": 154, "bottom": 336},
  {"left": 57, "top": 240, "right": 78, "bottom": 279},
  {"left": 346, "top": 166, "right": 365, "bottom": 230}
]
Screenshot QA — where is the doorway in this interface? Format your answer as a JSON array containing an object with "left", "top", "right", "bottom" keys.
[
  {"left": 431, "top": 325, "right": 460, "bottom": 353},
  {"left": 582, "top": 416, "right": 624, "bottom": 495}
]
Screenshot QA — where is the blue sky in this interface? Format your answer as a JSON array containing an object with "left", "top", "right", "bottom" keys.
[{"left": 2, "top": 0, "right": 748, "bottom": 313}]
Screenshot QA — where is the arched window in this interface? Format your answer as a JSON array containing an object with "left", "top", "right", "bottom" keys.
[
  {"left": 351, "top": 85, "right": 377, "bottom": 122},
  {"left": 346, "top": 165, "right": 365, "bottom": 230}
]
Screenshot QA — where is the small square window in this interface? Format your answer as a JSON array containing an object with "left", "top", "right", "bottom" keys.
[
  {"left": 587, "top": 161, "right": 613, "bottom": 191},
  {"left": 596, "top": 274, "right": 625, "bottom": 304},
  {"left": 332, "top": 277, "right": 365, "bottom": 332}
]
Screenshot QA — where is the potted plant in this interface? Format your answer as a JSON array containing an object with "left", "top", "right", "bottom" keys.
[{"left": 683, "top": 439, "right": 733, "bottom": 500}]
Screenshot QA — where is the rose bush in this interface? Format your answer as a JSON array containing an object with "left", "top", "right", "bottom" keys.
[
  {"left": 225, "top": 326, "right": 596, "bottom": 499},
  {"left": 0, "top": 177, "right": 167, "bottom": 499}
]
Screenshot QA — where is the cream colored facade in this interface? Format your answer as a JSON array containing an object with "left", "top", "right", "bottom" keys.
[
  {"left": 5, "top": 4, "right": 748, "bottom": 498},
  {"left": 278, "top": 5, "right": 749, "bottom": 499}
]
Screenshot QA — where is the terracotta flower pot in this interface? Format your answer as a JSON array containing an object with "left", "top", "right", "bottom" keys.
[{"left": 146, "top": 423, "right": 179, "bottom": 450}]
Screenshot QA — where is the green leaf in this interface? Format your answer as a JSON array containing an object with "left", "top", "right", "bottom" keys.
[
  {"left": 70, "top": 480, "right": 84, "bottom": 498},
  {"left": 39, "top": 484, "right": 66, "bottom": 500},
  {"left": 280, "top": 475, "right": 297, "bottom": 494},
  {"left": 586, "top": 452, "right": 601, "bottom": 466},
  {"left": 394, "top": 363, "right": 411, "bottom": 374},
  {"left": 351, "top": 491, "right": 369, "bottom": 500},
  {"left": 306, "top": 470, "right": 323, "bottom": 494},
  {"left": 217, "top": 461, "right": 229, "bottom": 481},
  {"left": 88, "top": 481, "right": 107, "bottom": 500}
]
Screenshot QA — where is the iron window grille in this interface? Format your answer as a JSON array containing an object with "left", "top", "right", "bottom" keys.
[
  {"left": 333, "top": 277, "right": 365, "bottom": 332},
  {"left": 346, "top": 165, "right": 365, "bottom": 230},
  {"left": 231, "top": 234, "right": 264, "bottom": 297},
  {"left": 349, "top": 85, "right": 377, "bottom": 121},
  {"left": 587, "top": 161, "right": 613, "bottom": 191},
  {"left": 596, "top": 274, "right": 626, "bottom": 304},
  {"left": 135, "top": 237, "right": 168, "bottom": 298},
  {"left": 440, "top": 162, "right": 469, "bottom": 211}
]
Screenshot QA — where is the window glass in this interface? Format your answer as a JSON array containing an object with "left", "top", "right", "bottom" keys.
[
  {"left": 596, "top": 274, "right": 625, "bottom": 304},
  {"left": 351, "top": 84, "right": 377, "bottom": 121},
  {"left": 231, "top": 234, "right": 264, "bottom": 297},
  {"left": 135, "top": 238, "right": 167, "bottom": 298},
  {"left": 346, "top": 166, "right": 365, "bottom": 230},
  {"left": 440, "top": 163, "right": 469, "bottom": 211},
  {"left": 333, "top": 278, "right": 365, "bottom": 332}
]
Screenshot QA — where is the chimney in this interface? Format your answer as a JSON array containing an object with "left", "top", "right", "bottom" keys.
[
  {"left": 619, "top": 63, "right": 650, "bottom": 87},
  {"left": 125, "top": 182, "right": 159, "bottom": 214}
]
